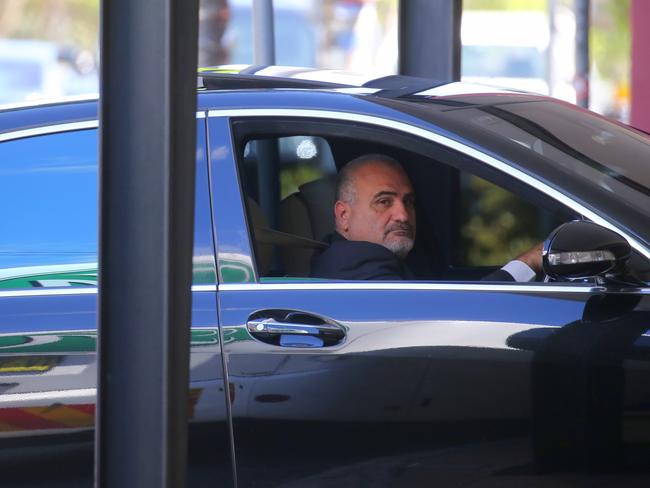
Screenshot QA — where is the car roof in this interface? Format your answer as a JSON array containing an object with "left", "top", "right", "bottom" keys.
[
  {"left": 199, "top": 64, "right": 542, "bottom": 99},
  {"left": 0, "top": 65, "right": 545, "bottom": 130}
]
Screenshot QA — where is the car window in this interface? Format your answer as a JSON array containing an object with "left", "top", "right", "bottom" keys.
[
  {"left": 233, "top": 120, "right": 573, "bottom": 283},
  {"left": 457, "top": 173, "right": 561, "bottom": 267},
  {"left": 238, "top": 135, "right": 337, "bottom": 279},
  {"left": 0, "top": 129, "right": 98, "bottom": 285},
  {"left": 0, "top": 126, "right": 215, "bottom": 289}
]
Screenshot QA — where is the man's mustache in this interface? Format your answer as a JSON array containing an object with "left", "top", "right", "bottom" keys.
[{"left": 384, "top": 222, "right": 414, "bottom": 238}]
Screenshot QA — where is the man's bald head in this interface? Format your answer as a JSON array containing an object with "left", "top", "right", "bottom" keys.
[
  {"left": 336, "top": 154, "right": 405, "bottom": 204},
  {"left": 334, "top": 154, "right": 416, "bottom": 259}
]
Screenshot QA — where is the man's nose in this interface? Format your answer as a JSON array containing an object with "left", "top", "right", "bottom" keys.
[{"left": 392, "top": 200, "right": 410, "bottom": 222}]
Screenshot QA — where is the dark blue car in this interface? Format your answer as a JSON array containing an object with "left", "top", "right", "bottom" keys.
[{"left": 1, "top": 66, "right": 650, "bottom": 486}]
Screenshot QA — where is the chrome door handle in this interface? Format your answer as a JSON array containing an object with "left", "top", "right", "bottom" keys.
[
  {"left": 247, "top": 318, "right": 344, "bottom": 338},
  {"left": 246, "top": 310, "right": 346, "bottom": 347}
]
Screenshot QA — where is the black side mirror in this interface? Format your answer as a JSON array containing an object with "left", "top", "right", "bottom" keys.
[{"left": 542, "top": 220, "right": 632, "bottom": 282}]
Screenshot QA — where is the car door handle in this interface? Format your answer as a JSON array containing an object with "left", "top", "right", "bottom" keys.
[
  {"left": 246, "top": 310, "right": 346, "bottom": 347},
  {"left": 247, "top": 318, "right": 343, "bottom": 337}
]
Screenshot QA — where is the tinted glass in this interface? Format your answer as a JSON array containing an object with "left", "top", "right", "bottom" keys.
[
  {"left": 0, "top": 129, "right": 98, "bottom": 273},
  {"left": 0, "top": 125, "right": 215, "bottom": 288},
  {"left": 239, "top": 135, "right": 336, "bottom": 279},
  {"left": 414, "top": 98, "right": 650, "bottom": 228},
  {"left": 458, "top": 173, "right": 562, "bottom": 266},
  {"left": 500, "top": 101, "right": 650, "bottom": 194}
]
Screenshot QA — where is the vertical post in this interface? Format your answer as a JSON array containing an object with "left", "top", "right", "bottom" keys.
[
  {"left": 547, "top": 0, "right": 557, "bottom": 95},
  {"left": 253, "top": 0, "right": 275, "bottom": 65},
  {"left": 631, "top": 0, "right": 650, "bottom": 131},
  {"left": 96, "top": 0, "right": 198, "bottom": 485},
  {"left": 574, "top": 0, "right": 590, "bottom": 108},
  {"left": 399, "top": 0, "right": 462, "bottom": 257},
  {"left": 398, "top": 0, "right": 462, "bottom": 81}
]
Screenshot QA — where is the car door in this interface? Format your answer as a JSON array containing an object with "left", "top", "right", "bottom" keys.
[
  {"left": 208, "top": 111, "right": 650, "bottom": 487},
  {"left": 0, "top": 113, "right": 232, "bottom": 477}
]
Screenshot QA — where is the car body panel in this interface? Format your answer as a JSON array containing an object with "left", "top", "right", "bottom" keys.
[{"left": 0, "top": 108, "right": 228, "bottom": 442}]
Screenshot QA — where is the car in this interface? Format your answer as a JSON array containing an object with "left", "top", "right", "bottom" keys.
[{"left": 1, "top": 65, "right": 650, "bottom": 486}]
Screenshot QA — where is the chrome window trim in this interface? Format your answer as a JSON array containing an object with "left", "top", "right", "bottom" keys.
[
  {"left": 0, "top": 120, "right": 99, "bottom": 142},
  {"left": 0, "top": 288, "right": 98, "bottom": 298},
  {"left": 192, "top": 284, "right": 218, "bottom": 292},
  {"left": 0, "top": 94, "right": 99, "bottom": 111},
  {"left": 216, "top": 282, "right": 639, "bottom": 294},
  {"left": 0, "top": 284, "right": 217, "bottom": 298},
  {"left": 207, "top": 108, "right": 650, "bottom": 262},
  {"left": 0, "top": 112, "right": 208, "bottom": 142}
]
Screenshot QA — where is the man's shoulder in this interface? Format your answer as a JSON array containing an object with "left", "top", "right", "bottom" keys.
[
  {"left": 326, "top": 237, "right": 395, "bottom": 256},
  {"left": 311, "top": 235, "right": 406, "bottom": 280}
]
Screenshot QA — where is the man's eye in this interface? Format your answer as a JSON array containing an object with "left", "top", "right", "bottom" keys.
[{"left": 377, "top": 198, "right": 391, "bottom": 206}]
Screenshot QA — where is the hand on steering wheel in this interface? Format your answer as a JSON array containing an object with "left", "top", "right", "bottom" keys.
[{"left": 515, "top": 242, "right": 544, "bottom": 281}]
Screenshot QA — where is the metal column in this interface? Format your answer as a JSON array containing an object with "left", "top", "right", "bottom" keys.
[
  {"left": 96, "top": 0, "right": 199, "bottom": 485},
  {"left": 574, "top": 0, "right": 590, "bottom": 108},
  {"left": 253, "top": 0, "right": 275, "bottom": 65},
  {"left": 398, "top": 0, "right": 462, "bottom": 81},
  {"left": 399, "top": 0, "right": 462, "bottom": 258}
]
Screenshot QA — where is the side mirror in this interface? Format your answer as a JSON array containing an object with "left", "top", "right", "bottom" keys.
[{"left": 542, "top": 221, "right": 632, "bottom": 282}]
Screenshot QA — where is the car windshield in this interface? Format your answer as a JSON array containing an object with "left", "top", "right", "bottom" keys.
[
  {"left": 473, "top": 100, "right": 650, "bottom": 212},
  {"left": 394, "top": 94, "right": 650, "bottom": 240}
]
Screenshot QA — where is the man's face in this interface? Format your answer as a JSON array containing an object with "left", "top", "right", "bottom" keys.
[{"left": 336, "top": 162, "right": 416, "bottom": 258}]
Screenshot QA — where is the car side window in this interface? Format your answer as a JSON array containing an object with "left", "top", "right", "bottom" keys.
[
  {"left": 238, "top": 135, "right": 337, "bottom": 279},
  {"left": 456, "top": 172, "right": 563, "bottom": 267},
  {"left": 234, "top": 122, "right": 575, "bottom": 283},
  {"left": 0, "top": 129, "right": 98, "bottom": 287},
  {"left": 0, "top": 125, "right": 215, "bottom": 289}
]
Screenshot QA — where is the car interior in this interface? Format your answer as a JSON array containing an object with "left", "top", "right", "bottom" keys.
[{"left": 232, "top": 118, "right": 575, "bottom": 282}]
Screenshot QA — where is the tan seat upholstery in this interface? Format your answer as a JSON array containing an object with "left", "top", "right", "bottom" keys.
[
  {"left": 248, "top": 196, "right": 327, "bottom": 277},
  {"left": 279, "top": 175, "right": 337, "bottom": 276},
  {"left": 247, "top": 198, "right": 275, "bottom": 277}
]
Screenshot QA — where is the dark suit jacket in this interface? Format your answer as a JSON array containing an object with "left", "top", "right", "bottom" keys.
[{"left": 310, "top": 232, "right": 515, "bottom": 281}]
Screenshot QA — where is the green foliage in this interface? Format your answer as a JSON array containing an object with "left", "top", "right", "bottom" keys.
[
  {"left": 280, "top": 166, "right": 324, "bottom": 200},
  {"left": 460, "top": 176, "right": 547, "bottom": 266},
  {"left": 591, "top": 0, "right": 630, "bottom": 81}
]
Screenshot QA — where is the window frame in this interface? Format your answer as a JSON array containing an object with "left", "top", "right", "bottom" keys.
[
  {"left": 209, "top": 109, "right": 650, "bottom": 286},
  {"left": 0, "top": 116, "right": 217, "bottom": 290}
]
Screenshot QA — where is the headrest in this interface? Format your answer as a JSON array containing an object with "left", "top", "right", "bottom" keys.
[{"left": 297, "top": 174, "right": 337, "bottom": 241}]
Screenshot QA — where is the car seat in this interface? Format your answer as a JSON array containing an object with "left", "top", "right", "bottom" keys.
[
  {"left": 247, "top": 196, "right": 326, "bottom": 277},
  {"left": 279, "top": 175, "right": 337, "bottom": 275}
]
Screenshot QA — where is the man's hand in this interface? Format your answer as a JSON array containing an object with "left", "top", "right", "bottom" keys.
[{"left": 516, "top": 242, "right": 543, "bottom": 275}]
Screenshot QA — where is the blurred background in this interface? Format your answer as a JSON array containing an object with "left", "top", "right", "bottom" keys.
[{"left": 0, "top": 0, "right": 632, "bottom": 121}]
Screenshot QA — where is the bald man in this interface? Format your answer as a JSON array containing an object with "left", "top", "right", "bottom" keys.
[{"left": 310, "top": 154, "right": 541, "bottom": 281}]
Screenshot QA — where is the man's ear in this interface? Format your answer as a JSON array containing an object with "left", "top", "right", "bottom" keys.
[{"left": 334, "top": 200, "right": 350, "bottom": 235}]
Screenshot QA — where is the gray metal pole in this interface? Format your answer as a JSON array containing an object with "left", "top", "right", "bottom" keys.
[
  {"left": 548, "top": 0, "right": 557, "bottom": 95},
  {"left": 253, "top": 0, "right": 275, "bottom": 65},
  {"left": 398, "top": 0, "right": 462, "bottom": 81},
  {"left": 574, "top": 0, "right": 590, "bottom": 108},
  {"left": 96, "top": 0, "right": 198, "bottom": 485}
]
